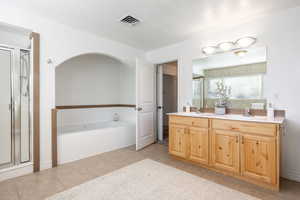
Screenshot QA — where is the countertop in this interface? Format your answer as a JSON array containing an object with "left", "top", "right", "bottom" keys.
[{"left": 167, "top": 112, "right": 285, "bottom": 124}]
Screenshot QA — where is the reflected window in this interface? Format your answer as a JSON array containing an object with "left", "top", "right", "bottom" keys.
[{"left": 207, "top": 74, "right": 263, "bottom": 99}]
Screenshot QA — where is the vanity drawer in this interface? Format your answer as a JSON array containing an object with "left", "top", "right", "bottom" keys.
[
  {"left": 212, "top": 119, "right": 277, "bottom": 136},
  {"left": 169, "top": 116, "right": 208, "bottom": 128},
  {"left": 191, "top": 118, "right": 209, "bottom": 128},
  {"left": 169, "top": 116, "right": 193, "bottom": 126}
]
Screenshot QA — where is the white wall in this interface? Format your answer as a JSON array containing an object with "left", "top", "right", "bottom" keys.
[
  {"left": 56, "top": 53, "right": 136, "bottom": 128},
  {"left": 0, "top": 4, "right": 143, "bottom": 170},
  {"left": 146, "top": 6, "right": 300, "bottom": 182},
  {"left": 0, "top": 23, "right": 30, "bottom": 48},
  {"left": 119, "top": 64, "right": 136, "bottom": 104},
  {"left": 56, "top": 54, "right": 134, "bottom": 105},
  {"left": 57, "top": 107, "right": 136, "bottom": 128}
]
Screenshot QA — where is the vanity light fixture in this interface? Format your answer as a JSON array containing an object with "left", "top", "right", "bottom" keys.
[
  {"left": 218, "top": 42, "right": 234, "bottom": 51},
  {"left": 201, "top": 36, "right": 257, "bottom": 55},
  {"left": 236, "top": 36, "right": 256, "bottom": 48},
  {"left": 202, "top": 46, "right": 217, "bottom": 55}
]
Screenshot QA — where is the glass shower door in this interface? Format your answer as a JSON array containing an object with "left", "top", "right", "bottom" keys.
[
  {"left": 20, "top": 49, "right": 31, "bottom": 163},
  {"left": 0, "top": 46, "right": 31, "bottom": 170},
  {"left": 0, "top": 48, "right": 13, "bottom": 169}
]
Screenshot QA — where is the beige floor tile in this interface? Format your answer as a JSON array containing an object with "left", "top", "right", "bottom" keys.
[
  {"left": 1, "top": 143, "right": 300, "bottom": 200},
  {"left": 0, "top": 179, "right": 19, "bottom": 200},
  {"left": 14, "top": 171, "right": 64, "bottom": 200}
]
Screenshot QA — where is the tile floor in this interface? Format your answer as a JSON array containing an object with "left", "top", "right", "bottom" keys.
[{"left": 0, "top": 143, "right": 299, "bottom": 200}]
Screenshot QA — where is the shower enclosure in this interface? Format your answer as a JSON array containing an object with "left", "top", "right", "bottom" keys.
[{"left": 0, "top": 45, "right": 32, "bottom": 170}]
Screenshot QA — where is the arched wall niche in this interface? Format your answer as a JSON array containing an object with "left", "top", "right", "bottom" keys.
[
  {"left": 54, "top": 52, "right": 136, "bottom": 106},
  {"left": 54, "top": 52, "right": 133, "bottom": 69}
]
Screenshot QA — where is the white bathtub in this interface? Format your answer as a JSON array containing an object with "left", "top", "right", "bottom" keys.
[{"left": 57, "top": 121, "right": 136, "bottom": 164}]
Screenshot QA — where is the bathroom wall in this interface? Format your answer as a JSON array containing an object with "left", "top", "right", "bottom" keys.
[
  {"left": 0, "top": 23, "right": 30, "bottom": 48},
  {"left": 57, "top": 107, "right": 136, "bottom": 129},
  {"left": 0, "top": 4, "right": 144, "bottom": 171},
  {"left": 146, "top": 6, "right": 300, "bottom": 181},
  {"left": 56, "top": 53, "right": 136, "bottom": 127},
  {"left": 55, "top": 54, "right": 135, "bottom": 105}
]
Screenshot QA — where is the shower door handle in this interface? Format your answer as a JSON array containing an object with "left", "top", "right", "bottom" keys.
[{"left": 9, "top": 103, "right": 13, "bottom": 111}]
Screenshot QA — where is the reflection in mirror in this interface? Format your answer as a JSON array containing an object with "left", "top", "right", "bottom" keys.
[{"left": 192, "top": 46, "right": 267, "bottom": 110}]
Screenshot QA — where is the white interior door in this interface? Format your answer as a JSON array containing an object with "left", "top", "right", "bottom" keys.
[
  {"left": 136, "top": 58, "right": 156, "bottom": 150},
  {"left": 157, "top": 65, "right": 163, "bottom": 142}
]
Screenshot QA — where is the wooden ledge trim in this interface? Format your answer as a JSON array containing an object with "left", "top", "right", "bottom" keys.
[{"left": 56, "top": 104, "right": 136, "bottom": 110}]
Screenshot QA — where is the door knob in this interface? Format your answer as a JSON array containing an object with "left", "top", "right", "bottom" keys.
[{"left": 135, "top": 107, "right": 142, "bottom": 111}]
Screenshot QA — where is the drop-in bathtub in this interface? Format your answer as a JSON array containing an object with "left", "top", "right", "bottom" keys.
[{"left": 57, "top": 121, "right": 135, "bottom": 164}]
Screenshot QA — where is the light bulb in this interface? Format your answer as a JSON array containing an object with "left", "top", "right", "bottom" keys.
[
  {"left": 218, "top": 42, "right": 234, "bottom": 51},
  {"left": 202, "top": 46, "right": 217, "bottom": 55}
]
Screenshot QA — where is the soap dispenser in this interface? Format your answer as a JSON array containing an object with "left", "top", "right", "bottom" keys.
[{"left": 267, "top": 103, "right": 274, "bottom": 120}]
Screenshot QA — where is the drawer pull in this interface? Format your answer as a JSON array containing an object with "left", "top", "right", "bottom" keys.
[
  {"left": 241, "top": 136, "right": 244, "bottom": 144},
  {"left": 236, "top": 136, "right": 239, "bottom": 143},
  {"left": 231, "top": 126, "right": 239, "bottom": 131}
]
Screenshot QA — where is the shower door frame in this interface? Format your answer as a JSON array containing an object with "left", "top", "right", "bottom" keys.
[
  {"left": 0, "top": 31, "right": 40, "bottom": 174},
  {"left": 0, "top": 44, "right": 33, "bottom": 170}
]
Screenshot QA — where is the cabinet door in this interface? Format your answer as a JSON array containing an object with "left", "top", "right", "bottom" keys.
[
  {"left": 240, "top": 134, "right": 277, "bottom": 185},
  {"left": 169, "top": 124, "right": 188, "bottom": 158},
  {"left": 188, "top": 127, "right": 209, "bottom": 165},
  {"left": 211, "top": 129, "right": 240, "bottom": 173}
]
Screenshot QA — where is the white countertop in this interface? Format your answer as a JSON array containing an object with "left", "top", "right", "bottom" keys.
[{"left": 167, "top": 112, "right": 285, "bottom": 124}]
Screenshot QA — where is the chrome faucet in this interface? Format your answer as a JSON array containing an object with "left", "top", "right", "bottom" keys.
[{"left": 244, "top": 108, "right": 251, "bottom": 116}]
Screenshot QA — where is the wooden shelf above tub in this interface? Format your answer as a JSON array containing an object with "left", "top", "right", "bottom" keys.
[{"left": 55, "top": 104, "right": 136, "bottom": 110}]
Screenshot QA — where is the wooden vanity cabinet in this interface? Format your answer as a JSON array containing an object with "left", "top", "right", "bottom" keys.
[
  {"left": 211, "top": 129, "right": 240, "bottom": 173},
  {"left": 168, "top": 115, "right": 281, "bottom": 191},
  {"left": 169, "top": 124, "right": 188, "bottom": 158},
  {"left": 188, "top": 127, "right": 209, "bottom": 165},
  {"left": 240, "top": 134, "right": 277, "bottom": 185},
  {"left": 168, "top": 116, "right": 209, "bottom": 164}
]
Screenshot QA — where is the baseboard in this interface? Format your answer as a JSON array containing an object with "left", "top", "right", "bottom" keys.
[
  {"left": 282, "top": 169, "right": 300, "bottom": 182},
  {"left": 0, "top": 163, "right": 33, "bottom": 182}
]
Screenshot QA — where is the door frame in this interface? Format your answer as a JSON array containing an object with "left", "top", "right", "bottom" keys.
[
  {"left": 156, "top": 60, "right": 179, "bottom": 143},
  {"left": 30, "top": 32, "right": 40, "bottom": 172}
]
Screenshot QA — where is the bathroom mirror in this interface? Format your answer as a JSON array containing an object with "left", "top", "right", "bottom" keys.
[{"left": 192, "top": 46, "right": 267, "bottom": 110}]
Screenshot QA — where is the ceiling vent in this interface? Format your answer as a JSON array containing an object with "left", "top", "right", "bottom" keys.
[{"left": 120, "top": 15, "right": 140, "bottom": 26}]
